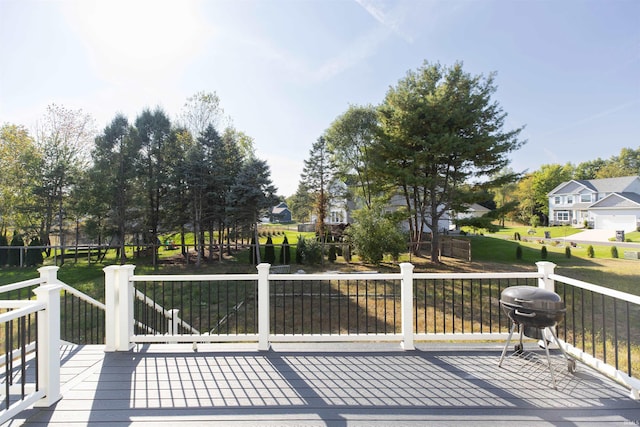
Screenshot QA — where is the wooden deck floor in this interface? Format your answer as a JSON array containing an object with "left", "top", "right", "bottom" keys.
[{"left": 9, "top": 342, "right": 640, "bottom": 426}]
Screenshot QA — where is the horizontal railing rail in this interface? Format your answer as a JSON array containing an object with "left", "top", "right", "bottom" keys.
[
  {"left": 548, "top": 272, "right": 640, "bottom": 399},
  {"left": 0, "top": 300, "right": 46, "bottom": 424},
  {"left": 107, "top": 262, "right": 638, "bottom": 399},
  {"left": 413, "top": 272, "right": 541, "bottom": 340},
  {"left": 0, "top": 274, "right": 61, "bottom": 424}
]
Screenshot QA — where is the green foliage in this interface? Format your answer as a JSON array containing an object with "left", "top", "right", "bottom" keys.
[
  {"left": 279, "top": 235, "right": 291, "bottom": 264},
  {"left": 375, "top": 61, "right": 524, "bottom": 262},
  {"left": 456, "top": 213, "right": 500, "bottom": 234},
  {"left": 587, "top": 245, "right": 595, "bottom": 258},
  {"left": 530, "top": 215, "right": 540, "bottom": 228},
  {"left": 565, "top": 246, "right": 571, "bottom": 258},
  {"left": 300, "top": 136, "right": 335, "bottom": 237},
  {"left": 249, "top": 236, "right": 257, "bottom": 265},
  {"left": 295, "top": 235, "right": 306, "bottom": 264},
  {"left": 0, "top": 234, "right": 8, "bottom": 266},
  {"left": 264, "top": 236, "right": 275, "bottom": 264},
  {"left": 343, "top": 244, "right": 352, "bottom": 262},
  {"left": 346, "top": 204, "right": 406, "bottom": 265},
  {"left": 516, "top": 245, "right": 522, "bottom": 260},
  {"left": 8, "top": 233, "right": 24, "bottom": 266},
  {"left": 540, "top": 245, "right": 547, "bottom": 260},
  {"left": 611, "top": 246, "right": 618, "bottom": 259},
  {"left": 328, "top": 244, "right": 337, "bottom": 263},
  {"left": 296, "top": 236, "right": 322, "bottom": 265},
  {"left": 25, "top": 237, "right": 44, "bottom": 267},
  {"left": 324, "top": 104, "right": 379, "bottom": 209}
]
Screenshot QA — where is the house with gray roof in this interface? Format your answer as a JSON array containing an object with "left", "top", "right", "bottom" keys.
[
  {"left": 270, "top": 202, "right": 292, "bottom": 223},
  {"left": 548, "top": 176, "right": 640, "bottom": 231}
]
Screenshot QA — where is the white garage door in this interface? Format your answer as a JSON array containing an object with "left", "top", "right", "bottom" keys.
[{"left": 594, "top": 215, "right": 636, "bottom": 231}]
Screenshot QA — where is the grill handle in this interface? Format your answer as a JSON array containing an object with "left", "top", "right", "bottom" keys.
[
  {"left": 514, "top": 309, "right": 536, "bottom": 318},
  {"left": 514, "top": 298, "right": 533, "bottom": 303}
]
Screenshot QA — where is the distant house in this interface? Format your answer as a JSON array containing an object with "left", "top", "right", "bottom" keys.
[
  {"left": 455, "top": 203, "right": 492, "bottom": 221},
  {"left": 548, "top": 176, "right": 640, "bottom": 231},
  {"left": 270, "top": 202, "right": 292, "bottom": 223}
]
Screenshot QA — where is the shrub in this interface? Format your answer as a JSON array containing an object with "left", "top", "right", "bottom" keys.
[
  {"left": 303, "top": 238, "right": 323, "bottom": 265},
  {"left": 345, "top": 203, "right": 406, "bottom": 265},
  {"left": 530, "top": 215, "right": 540, "bottom": 228},
  {"left": 279, "top": 235, "right": 291, "bottom": 264},
  {"left": 328, "top": 244, "right": 337, "bottom": 262},
  {"left": 295, "top": 235, "right": 306, "bottom": 264},
  {"left": 25, "top": 237, "right": 44, "bottom": 267},
  {"left": 249, "top": 236, "right": 257, "bottom": 265},
  {"left": 516, "top": 245, "right": 522, "bottom": 260},
  {"left": 611, "top": 246, "right": 618, "bottom": 259},
  {"left": 540, "top": 245, "right": 547, "bottom": 260},
  {"left": 565, "top": 246, "right": 571, "bottom": 258},
  {"left": 0, "top": 234, "right": 7, "bottom": 266},
  {"left": 587, "top": 245, "right": 595, "bottom": 258},
  {"left": 7, "top": 233, "right": 24, "bottom": 266},
  {"left": 264, "top": 236, "right": 275, "bottom": 264},
  {"left": 343, "top": 244, "right": 352, "bottom": 262}
]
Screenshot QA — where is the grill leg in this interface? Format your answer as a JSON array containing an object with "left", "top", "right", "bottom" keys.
[
  {"left": 498, "top": 322, "right": 518, "bottom": 367},
  {"left": 541, "top": 330, "right": 558, "bottom": 390},
  {"left": 546, "top": 326, "right": 577, "bottom": 373}
]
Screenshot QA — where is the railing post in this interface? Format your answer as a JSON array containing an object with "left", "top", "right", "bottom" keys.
[
  {"left": 400, "top": 262, "right": 415, "bottom": 350},
  {"left": 117, "top": 265, "right": 136, "bottom": 351},
  {"left": 257, "top": 263, "right": 271, "bottom": 351},
  {"left": 536, "top": 261, "right": 558, "bottom": 346},
  {"left": 32, "top": 283, "right": 62, "bottom": 407},
  {"left": 168, "top": 309, "right": 180, "bottom": 335},
  {"left": 104, "top": 265, "right": 136, "bottom": 352},
  {"left": 103, "top": 265, "right": 118, "bottom": 352},
  {"left": 536, "top": 261, "right": 556, "bottom": 292}
]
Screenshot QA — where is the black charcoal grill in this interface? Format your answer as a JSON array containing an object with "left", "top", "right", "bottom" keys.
[{"left": 498, "top": 286, "right": 576, "bottom": 389}]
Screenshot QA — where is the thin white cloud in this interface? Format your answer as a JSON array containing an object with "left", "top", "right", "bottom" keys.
[
  {"left": 313, "top": 27, "right": 389, "bottom": 82},
  {"left": 537, "top": 99, "right": 640, "bottom": 139},
  {"left": 354, "top": 0, "right": 414, "bottom": 43}
]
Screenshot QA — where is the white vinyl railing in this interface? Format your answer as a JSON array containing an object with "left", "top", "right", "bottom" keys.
[
  {"left": 104, "top": 261, "right": 639, "bottom": 400},
  {"left": 0, "top": 267, "right": 62, "bottom": 425}
]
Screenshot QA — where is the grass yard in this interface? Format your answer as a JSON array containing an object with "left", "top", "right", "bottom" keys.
[{"left": 1, "top": 230, "right": 638, "bottom": 297}]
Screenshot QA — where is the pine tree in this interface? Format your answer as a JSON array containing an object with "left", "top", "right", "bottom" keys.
[
  {"left": 279, "top": 235, "right": 291, "bottom": 264},
  {"left": 26, "top": 237, "right": 44, "bottom": 266},
  {"left": 8, "top": 233, "right": 24, "bottom": 266},
  {"left": 264, "top": 236, "right": 275, "bottom": 264}
]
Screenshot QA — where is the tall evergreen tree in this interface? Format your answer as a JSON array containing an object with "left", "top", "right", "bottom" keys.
[
  {"left": 135, "top": 108, "right": 172, "bottom": 267},
  {"left": 300, "top": 136, "right": 335, "bottom": 240},
  {"left": 375, "top": 61, "right": 525, "bottom": 262},
  {"left": 91, "top": 115, "right": 141, "bottom": 264},
  {"left": 229, "top": 158, "right": 278, "bottom": 264}
]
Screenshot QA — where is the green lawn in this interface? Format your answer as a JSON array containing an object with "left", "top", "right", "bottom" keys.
[{"left": 2, "top": 229, "right": 638, "bottom": 297}]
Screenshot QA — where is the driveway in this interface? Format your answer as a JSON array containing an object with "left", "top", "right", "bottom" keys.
[
  {"left": 565, "top": 229, "right": 640, "bottom": 248},
  {"left": 569, "top": 229, "right": 618, "bottom": 242}
]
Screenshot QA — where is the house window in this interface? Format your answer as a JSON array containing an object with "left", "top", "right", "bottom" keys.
[
  {"left": 554, "top": 197, "right": 561, "bottom": 204},
  {"left": 556, "top": 211, "right": 569, "bottom": 222},
  {"left": 567, "top": 196, "right": 573, "bottom": 204},
  {"left": 580, "top": 193, "right": 592, "bottom": 203}
]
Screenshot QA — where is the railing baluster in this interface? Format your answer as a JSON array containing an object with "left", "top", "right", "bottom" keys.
[
  {"left": 614, "top": 298, "right": 619, "bottom": 371},
  {"left": 602, "top": 293, "right": 607, "bottom": 364},
  {"left": 626, "top": 301, "right": 632, "bottom": 377}
]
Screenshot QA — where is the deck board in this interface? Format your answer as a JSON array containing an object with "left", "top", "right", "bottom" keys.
[{"left": 9, "top": 342, "right": 640, "bottom": 426}]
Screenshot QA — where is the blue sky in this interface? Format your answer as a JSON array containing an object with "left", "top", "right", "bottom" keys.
[{"left": 1, "top": 0, "right": 638, "bottom": 197}]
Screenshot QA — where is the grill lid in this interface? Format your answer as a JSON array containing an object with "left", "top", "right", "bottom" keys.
[{"left": 500, "top": 286, "right": 564, "bottom": 311}]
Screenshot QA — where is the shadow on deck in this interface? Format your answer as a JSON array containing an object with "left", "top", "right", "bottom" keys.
[{"left": 11, "top": 342, "right": 640, "bottom": 426}]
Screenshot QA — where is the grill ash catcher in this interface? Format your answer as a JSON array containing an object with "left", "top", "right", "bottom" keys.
[{"left": 498, "top": 286, "right": 577, "bottom": 389}]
